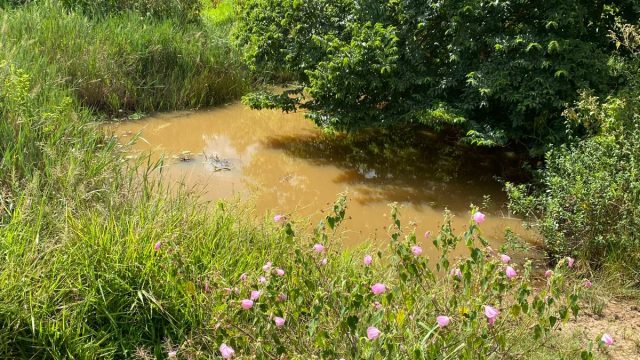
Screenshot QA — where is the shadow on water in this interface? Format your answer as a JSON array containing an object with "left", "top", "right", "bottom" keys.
[{"left": 264, "top": 127, "right": 532, "bottom": 213}]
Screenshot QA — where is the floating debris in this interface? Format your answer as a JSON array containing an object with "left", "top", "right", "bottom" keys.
[
  {"left": 203, "top": 153, "right": 232, "bottom": 171},
  {"left": 173, "top": 151, "right": 194, "bottom": 162}
]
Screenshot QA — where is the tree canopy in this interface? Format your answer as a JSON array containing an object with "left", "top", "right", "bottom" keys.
[{"left": 236, "top": 0, "right": 640, "bottom": 152}]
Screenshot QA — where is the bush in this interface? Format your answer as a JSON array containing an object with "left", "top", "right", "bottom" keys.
[
  {"left": 236, "top": 0, "right": 640, "bottom": 153},
  {"left": 507, "top": 104, "right": 640, "bottom": 271},
  {"left": 0, "top": 2, "right": 247, "bottom": 114},
  {"left": 507, "top": 24, "right": 640, "bottom": 279}
]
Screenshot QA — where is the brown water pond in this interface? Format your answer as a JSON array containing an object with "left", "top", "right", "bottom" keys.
[{"left": 110, "top": 103, "right": 538, "bottom": 252}]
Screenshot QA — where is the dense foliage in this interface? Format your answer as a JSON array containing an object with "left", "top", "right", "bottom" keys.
[
  {"left": 236, "top": 0, "right": 639, "bottom": 152},
  {"left": 507, "top": 24, "right": 640, "bottom": 280}
]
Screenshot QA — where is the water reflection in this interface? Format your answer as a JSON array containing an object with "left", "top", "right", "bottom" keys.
[{"left": 265, "top": 129, "right": 529, "bottom": 211}]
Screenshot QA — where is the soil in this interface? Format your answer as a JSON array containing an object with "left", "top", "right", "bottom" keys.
[{"left": 561, "top": 298, "right": 640, "bottom": 359}]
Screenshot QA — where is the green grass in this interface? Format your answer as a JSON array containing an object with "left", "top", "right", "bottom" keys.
[
  {"left": 202, "top": 0, "right": 235, "bottom": 27},
  {"left": 0, "top": 1, "right": 248, "bottom": 115}
]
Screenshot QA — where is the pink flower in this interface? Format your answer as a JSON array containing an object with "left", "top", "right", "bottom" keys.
[
  {"left": 411, "top": 245, "right": 423, "bottom": 256},
  {"left": 240, "top": 273, "right": 248, "bottom": 281},
  {"left": 500, "top": 254, "right": 511, "bottom": 264},
  {"left": 567, "top": 257, "right": 575, "bottom": 268},
  {"left": 258, "top": 276, "right": 267, "bottom": 284},
  {"left": 275, "top": 268, "right": 285, "bottom": 276},
  {"left": 601, "top": 333, "right": 614, "bottom": 346},
  {"left": 219, "top": 343, "right": 235, "bottom": 359},
  {"left": 274, "top": 214, "right": 284, "bottom": 223},
  {"left": 240, "top": 299, "right": 254, "bottom": 309},
  {"left": 274, "top": 316, "right": 285, "bottom": 327},
  {"left": 424, "top": 231, "right": 431, "bottom": 238},
  {"left": 320, "top": 258, "right": 327, "bottom": 266},
  {"left": 450, "top": 268, "right": 462, "bottom": 279},
  {"left": 371, "top": 283, "right": 387, "bottom": 295},
  {"left": 250, "top": 290, "right": 261, "bottom": 301},
  {"left": 204, "top": 281, "right": 210, "bottom": 293},
  {"left": 367, "top": 326, "right": 381, "bottom": 340},
  {"left": 363, "top": 255, "right": 373, "bottom": 266},
  {"left": 473, "top": 211, "right": 486, "bottom": 224},
  {"left": 544, "top": 270, "right": 553, "bottom": 278},
  {"left": 313, "top": 244, "right": 325, "bottom": 253},
  {"left": 277, "top": 293, "right": 287, "bottom": 302},
  {"left": 154, "top": 241, "right": 161, "bottom": 252},
  {"left": 168, "top": 350, "right": 177, "bottom": 358},
  {"left": 373, "top": 301, "right": 382, "bottom": 310},
  {"left": 223, "top": 287, "right": 233, "bottom": 295},
  {"left": 505, "top": 266, "right": 517, "bottom": 279},
  {"left": 583, "top": 279, "right": 593, "bottom": 288},
  {"left": 262, "top": 262, "right": 272, "bottom": 272},
  {"left": 436, "top": 315, "right": 450, "bottom": 328},
  {"left": 484, "top": 305, "right": 500, "bottom": 326}
]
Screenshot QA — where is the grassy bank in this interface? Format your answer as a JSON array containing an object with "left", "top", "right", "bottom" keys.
[
  {"left": 0, "top": 1, "right": 601, "bottom": 359},
  {"left": 0, "top": 1, "right": 247, "bottom": 114}
]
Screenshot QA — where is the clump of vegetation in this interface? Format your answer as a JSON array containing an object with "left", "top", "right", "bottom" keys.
[
  {"left": 0, "top": 1, "right": 248, "bottom": 114},
  {"left": 235, "top": 0, "right": 639, "bottom": 153},
  {"left": 507, "top": 24, "right": 640, "bottom": 280}
]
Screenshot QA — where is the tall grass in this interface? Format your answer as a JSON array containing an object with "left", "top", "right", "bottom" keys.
[
  {"left": 0, "top": 3, "right": 253, "bottom": 356},
  {"left": 0, "top": 1, "right": 248, "bottom": 115},
  {"left": 60, "top": 0, "right": 202, "bottom": 23}
]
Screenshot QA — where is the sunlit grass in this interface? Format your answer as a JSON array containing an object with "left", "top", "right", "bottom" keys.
[{"left": 0, "top": 1, "right": 248, "bottom": 115}]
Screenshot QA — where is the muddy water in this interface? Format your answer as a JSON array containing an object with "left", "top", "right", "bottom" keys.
[{"left": 111, "top": 103, "right": 537, "bottom": 251}]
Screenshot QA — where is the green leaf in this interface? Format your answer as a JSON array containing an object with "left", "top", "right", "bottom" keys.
[
  {"left": 346, "top": 315, "right": 359, "bottom": 330},
  {"left": 397, "top": 310, "right": 406, "bottom": 326},
  {"left": 525, "top": 42, "right": 542, "bottom": 52},
  {"left": 533, "top": 324, "right": 543, "bottom": 340}
]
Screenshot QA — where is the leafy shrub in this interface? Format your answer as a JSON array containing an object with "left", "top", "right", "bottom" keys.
[
  {"left": 507, "top": 24, "right": 640, "bottom": 278},
  {"left": 507, "top": 104, "right": 640, "bottom": 271},
  {"left": 236, "top": 0, "right": 640, "bottom": 153},
  {"left": 206, "top": 202, "right": 586, "bottom": 359}
]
